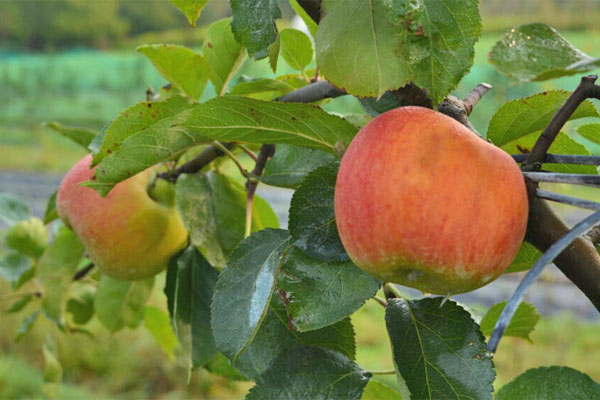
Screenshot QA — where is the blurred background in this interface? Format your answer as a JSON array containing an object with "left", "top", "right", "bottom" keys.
[{"left": 1, "top": 0, "right": 600, "bottom": 399}]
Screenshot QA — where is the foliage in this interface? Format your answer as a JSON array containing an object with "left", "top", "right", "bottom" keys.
[{"left": 2, "top": 1, "right": 600, "bottom": 399}]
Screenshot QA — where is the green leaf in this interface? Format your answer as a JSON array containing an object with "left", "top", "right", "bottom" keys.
[
  {"left": 176, "top": 171, "right": 279, "bottom": 267},
  {"left": 37, "top": 226, "right": 85, "bottom": 322},
  {"left": 289, "top": 0, "right": 318, "bottom": 38},
  {"left": 167, "top": 247, "right": 219, "bottom": 367},
  {"left": 229, "top": 78, "right": 297, "bottom": 101},
  {"left": 43, "top": 191, "right": 59, "bottom": 225},
  {"left": 497, "top": 366, "right": 600, "bottom": 400},
  {"left": 289, "top": 162, "right": 347, "bottom": 261},
  {"left": 43, "top": 121, "right": 96, "bottom": 150},
  {"left": 137, "top": 44, "right": 209, "bottom": 99},
  {"left": 5, "top": 217, "right": 48, "bottom": 259},
  {"left": 578, "top": 123, "right": 600, "bottom": 145},
  {"left": 42, "top": 343, "right": 63, "bottom": 398},
  {"left": 234, "top": 299, "right": 356, "bottom": 379},
  {"left": 316, "top": 0, "right": 481, "bottom": 103},
  {"left": 479, "top": 301, "right": 540, "bottom": 342},
  {"left": 490, "top": 24, "right": 600, "bottom": 84},
  {"left": 144, "top": 306, "right": 179, "bottom": 359},
  {"left": 230, "top": 0, "right": 281, "bottom": 59},
  {"left": 267, "top": 36, "right": 280, "bottom": 72},
  {"left": 0, "top": 253, "right": 31, "bottom": 283},
  {"left": 246, "top": 346, "right": 371, "bottom": 400},
  {"left": 205, "top": 352, "right": 249, "bottom": 381},
  {"left": 87, "top": 96, "right": 357, "bottom": 195},
  {"left": 203, "top": 18, "right": 246, "bottom": 96},
  {"left": 15, "top": 311, "right": 39, "bottom": 342},
  {"left": 66, "top": 285, "right": 95, "bottom": 325},
  {"left": 506, "top": 242, "right": 543, "bottom": 273},
  {"left": 279, "top": 247, "right": 380, "bottom": 331},
  {"left": 503, "top": 131, "right": 597, "bottom": 174},
  {"left": 0, "top": 193, "right": 31, "bottom": 227},
  {"left": 94, "top": 275, "right": 154, "bottom": 333},
  {"left": 385, "top": 297, "right": 495, "bottom": 400},
  {"left": 487, "top": 90, "right": 600, "bottom": 146},
  {"left": 91, "top": 95, "right": 194, "bottom": 166},
  {"left": 7, "top": 295, "right": 34, "bottom": 313},
  {"left": 279, "top": 28, "right": 313, "bottom": 71},
  {"left": 211, "top": 229, "right": 291, "bottom": 360},
  {"left": 168, "top": 0, "right": 208, "bottom": 26},
  {"left": 262, "top": 144, "right": 336, "bottom": 189},
  {"left": 361, "top": 380, "right": 404, "bottom": 400}
]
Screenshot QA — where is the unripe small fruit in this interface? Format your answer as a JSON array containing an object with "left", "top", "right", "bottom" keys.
[
  {"left": 57, "top": 155, "right": 188, "bottom": 281},
  {"left": 6, "top": 217, "right": 48, "bottom": 259},
  {"left": 334, "top": 106, "right": 529, "bottom": 294}
]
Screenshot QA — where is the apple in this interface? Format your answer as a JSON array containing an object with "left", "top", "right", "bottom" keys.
[
  {"left": 5, "top": 217, "right": 48, "bottom": 259},
  {"left": 334, "top": 106, "right": 528, "bottom": 294},
  {"left": 57, "top": 155, "right": 188, "bottom": 281}
]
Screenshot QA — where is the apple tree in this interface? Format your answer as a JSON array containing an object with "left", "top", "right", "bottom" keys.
[{"left": 2, "top": 0, "right": 600, "bottom": 399}]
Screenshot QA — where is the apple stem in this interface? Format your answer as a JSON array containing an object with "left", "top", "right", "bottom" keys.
[
  {"left": 522, "top": 171, "right": 600, "bottom": 187},
  {"left": 512, "top": 153, "right": 600, "bottom": 165},
  {"left": 535, "top": 189, "right": 600, "bottom": 211},
  {"left": 487, "top": 209, "right": 600, "bottom": 353}
]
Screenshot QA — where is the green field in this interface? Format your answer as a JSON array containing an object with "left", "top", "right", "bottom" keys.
[{"left": 2, "top": 31, "right": 600, "bottom": 172}]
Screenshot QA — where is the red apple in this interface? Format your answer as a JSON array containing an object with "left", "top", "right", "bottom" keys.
[
  {"left": 57, "top": 155, "right": 188, "bottom": 281},
  {"left": 334, "top": 106, "right": 529, "bottom": 294}
]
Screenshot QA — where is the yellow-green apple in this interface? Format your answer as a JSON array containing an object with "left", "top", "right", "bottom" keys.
[
  {"left": 57, "top": 155, "right": 188, "bottom": 280},
  {"left": 5, "top": 217, "right": 48, "bottom": 259},
  {"left": 334, "top": 106, "right": 528, "bottom": 294}
]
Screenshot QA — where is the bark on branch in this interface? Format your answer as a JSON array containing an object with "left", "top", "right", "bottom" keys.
[{"left": 522, "top": 75, "right": 600, "bottom": 171}]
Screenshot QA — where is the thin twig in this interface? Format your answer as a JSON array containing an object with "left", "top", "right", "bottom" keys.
[
  {"left": 73, "top": 262, "right": 94, "bottom": 281},
  {"left": 535, "top": 189, "right": 600, "bottom": 211},
  {"left": 212, "top": 141, "right": 253, "bottom": 180},
  {"left": 522, "top": 75, "right": 600, "bottom": 171},
  {"left": 369, "top": 369, "right": 396, "bottom": 375},
  {"left": 462, "top": 83, "right": 492, "bottom": 116},
  {"left": 437, "top": 95, "right": 482, "bottom": 137},
  {"left": 371, "top": 296, "right": 388, "bottom": 308},
  {"left": 245, "top": 144, "right": 276, "bottom": 237},
  {"left": 238, "top": 144, "right": 258, "bottom": 161},
  {"left": 512, "top": 154, "right": 600, "bottom": 165},
  {"left": 487, "top": 209, "right": 600, "bottom": 353},
  {"left": 383, "top": 283, "right": 403, "bottom": 300},
  {"left": 522, "top": 172, "right": 600, "bottom": 187}
]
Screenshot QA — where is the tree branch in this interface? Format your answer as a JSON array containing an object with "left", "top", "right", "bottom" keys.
[
  {"left": 512, "top": 154, "right": 600, "bottom": 165},
  {"left": 276, "top": 80, "right": 345, "bottom": 103},
  {"left": 522, "top": 75, "right": 600, "bottom": 171},
  {"left": 462, "top": 83, "right": 492, "bottom": 116},
  {"left": 245, "top": 144, "right": 276, "bottom": 237},
  {"left": 73, "top": 262, "right": 94, "bottom": 281},
  {"left": 158, "top": 142, "right": 235, "bottom": 182},
  {"left": 525, "top": 193, "right": 600, "bottom": 312},
  {"left": 585, "top": 225, "right": 600, "bottom": 245}
]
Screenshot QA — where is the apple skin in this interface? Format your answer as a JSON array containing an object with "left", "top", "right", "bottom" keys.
[
  {"left": 57, "top": 155, "right": 188, "bottom": 281},
  {"left": 334, "top": 106, "right": 529, "bottom": 294}
]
